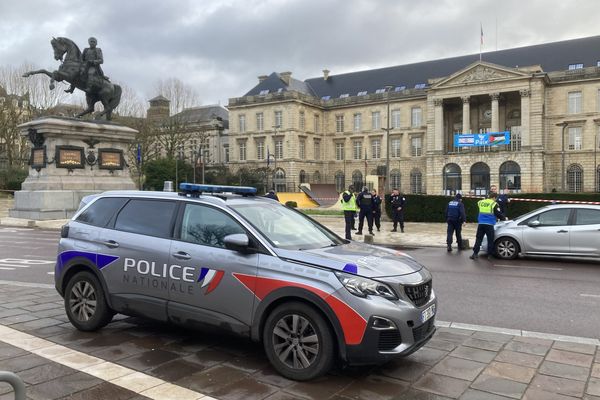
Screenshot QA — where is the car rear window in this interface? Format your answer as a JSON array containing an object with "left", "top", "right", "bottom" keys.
[
  {"left": 114, "top": 199, "right": 177, "bottom": 238},
  {"left": 76, "top": 197, "right": 128, "bottom": 227},
  {"left": 575, "top": 208, "right": 600, "bottom": 225}
]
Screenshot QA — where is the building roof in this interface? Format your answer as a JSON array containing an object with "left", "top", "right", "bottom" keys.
[
  {"left": 148, "top": 95, "right": 170, "bottom": 103},
  {"left": 171, "top": 104, "right": 229, "bottom": 129},
  {"left": 244, "top": 35, "right": 600, "bottom": 99}
]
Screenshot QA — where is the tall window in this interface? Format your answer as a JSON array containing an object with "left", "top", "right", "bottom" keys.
[
  {"left": 336, "top": 115, "right": 344, "bottom": 132},
  {"left": 371, "top": 139, "right": 381, "bottom": 159},
  {"left": 499, "top": 161, "right": 521, "bottom": 191},
  {"left": 239, "top": 114, "right": 246, "bottom": 133},
  {"left": 470, "top": 162, "right": 490, "bottom": 195},
  {"left": 335, "top": 142, "right": 345, "bottom": 160},
  {"left": 224, "top": 146, "right": 229, "bottom": 163},
  {"left": 239, "top": 142, "right": 246, "bottom": 161},
  {"left": 372, "top": 111, "right": 381, "bottom": 130},
  {"left": 443, "top": 163, "right": 462, "bottom": 195},
  {"left": 299, "top": 170, "right": 307, "bottom": 184},
  {"left": 335, "top": 171, "right": 345, "bottom": 192},
  {"left": 390, "top": 169, "right": 401, "bottom": 190},
  {"left": 274, "top": 111, "right": 283, "bottom": 128},
  {"left": 568, "top": 91, "right": 582, "bottom": 114},
  {"left": 392, "top": 110, "right": 401, "bottom": 129},
  {"left": 353, "top": 140, "right": 362, "bottom": 160},
  {"left": 299, "top": 140, "right": 305, "bottom": 159},
  {"left": 391, "top": 138, "right": 401, "bottom": 158},
  {"left": 568, "top": 127, "right": 582, "bottom": 150},
  {"left": 256, "top": 112, "right": 264, "bottom": 131},
  {"left": 567, "top": 164, "right": 583, "bottom": 192},
  {"left": 314, "top": 114, "right": 320, "bottom": 133},
  {"left": 411, "top": 136, "right": 422, "bottom": 156},
  {"left": 299, "top": 111, "right": 305, "bottom": 131},
  {"left": 274, "top": 169, "right": 286, "bottom": 192},
  {"left": 313, "top": 171, "right": 321, "bottom": 183},
  {"left": 352, "top": 171, "right": 363, "bottom": 190},
  {"left": 353, "top": 113, "right": 362, "bottom": 132},
  {"left": 256, "top": 140, "right": 265, "bottom": 160},
  {"left": 275, "top": 139, "right": 283, "bottom": 159},
  {"left": 410, "top": 169, "right": 423, "bottom": 194},
  {"left": 411, "top": 107, "right": 422, "bottom": 128},
  {"left": 314, "top": 140, "right": 321, "bottom": 160}
]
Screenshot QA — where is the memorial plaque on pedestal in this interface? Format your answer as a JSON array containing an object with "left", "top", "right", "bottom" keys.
[
  {"left": 98, "top": 148, "right": 124, "bottom": 170},
  {"left": 56, "top": 145, "right": 85, "bottom": 169},
  {"left": 30, "top": 146, "right": 47, "bottom": 171}
]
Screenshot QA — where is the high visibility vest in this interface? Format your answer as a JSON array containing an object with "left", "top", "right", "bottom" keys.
[
  {"left": 341, "top": 191, "right": 357, "bottom": 212},
  {"left": 477, "top": 198, "right": 497, "bottom": 225}
]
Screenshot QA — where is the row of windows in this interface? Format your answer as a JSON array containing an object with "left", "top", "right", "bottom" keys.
[
  {"left": 566, "top": 89, "right": 600, "bottom": 114},
  {"left": 337, "top": 108, "right": 422, "bottom": 133},
  {"left": 335, "top": 137, "right": 422, "bottom": 160},
  {"left": 334, "top": 169, "right": 424, "bottom": 194},
  {"left": 238, "top": 139, "right": 321, "bottom": 161},
  {"left": 239, "top": 112, "right": 320, "bottom": 134}
]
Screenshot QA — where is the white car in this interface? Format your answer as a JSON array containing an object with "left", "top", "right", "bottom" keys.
[{"left": 484, "top": 204, "right": 600, "bottom": 260}]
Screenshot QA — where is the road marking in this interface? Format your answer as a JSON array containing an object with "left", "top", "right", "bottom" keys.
[
  {"left": 0, "top": 325, "right": 211, "bottom": 400},
  {"left": 580, "top": 293, "right": 600, "bottom": 298},
  {"left": 0, "top": 264, "right": 33, "bottom": 268},
  {"left": 0, "top": 267, "right": 15, "bottom": 270},
  {"left": 47, "top": 272, "right": 54, "bottom": 275},
  {"left": 493, "top": 264, "right": 563, "bottom": 271}
]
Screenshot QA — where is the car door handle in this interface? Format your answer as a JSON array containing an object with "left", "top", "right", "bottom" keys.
[
  {"left": 100, "top": 240, "right": 119, "bottom": 248},
  {"left": 172, "top": 251, "right": 191, "bottom": 260},
  {"left": 557, "top": 230, "right": 568, "bottom": 233}
]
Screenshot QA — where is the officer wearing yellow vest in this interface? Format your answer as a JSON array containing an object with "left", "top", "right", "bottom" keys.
[
  {"left": 470, "top": 192, "right": 508, "bottom": 260},
  {"left": 340, "top": 185, "right": 358, "bottom": 240}
]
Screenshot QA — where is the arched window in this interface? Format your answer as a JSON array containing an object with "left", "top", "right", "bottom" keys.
[
  {"left": 299, "top": 170, "right": 307, "bottom": 184},
  {"left": 335, "top": 171, "right": 345, "bottom": 192},
  {"left": 352, "top": 170, "right": 363, "bottom": 191},
  {"left": 274, "top": 168, "right": 286, "bottom": 193},
  {"left": 390, "top": 169, "right": 401, "bottom": 190},
  {"left": 596, "top": 165, "right": 600, "bottom": 192},
  {"left": 443, "top": 163, "right": 461, "bottom": 195},
  {"left": 410, "top": 169, "right": 423, "bottom": 194},
  {"left": 499, "top": 161, "right": 521, "bottom": 191},
  {"left": 313, "top": 171, "right": 321, "bottom": 184},
  {"left": 470, "top": 162, "right": 490, "bottom": 195},
  {"left": 567, "top": 164, "right": 583, "bottom": 193}
]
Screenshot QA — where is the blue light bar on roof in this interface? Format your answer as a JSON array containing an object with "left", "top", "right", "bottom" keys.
[{"left": 179, "top": 183, "right": 257, "bottom": 195}]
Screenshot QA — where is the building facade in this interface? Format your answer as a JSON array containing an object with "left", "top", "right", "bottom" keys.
[{"left": 227, "top": 36, "right": 600, "bottom": 194}]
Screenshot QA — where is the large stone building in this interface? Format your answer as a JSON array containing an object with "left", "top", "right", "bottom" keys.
[{"left": 227, "top": 35, "right": 600, "bottom": 194}]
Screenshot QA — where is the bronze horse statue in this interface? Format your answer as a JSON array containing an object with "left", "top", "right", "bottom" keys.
[{"left": 23, "top": 37, "right": 122, "bottom": 120}]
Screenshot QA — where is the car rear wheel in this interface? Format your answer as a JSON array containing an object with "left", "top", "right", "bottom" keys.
[
  {"left": 495, "top": 237, "right": 519, "bottom": 260},
  {"left": 263, "top": 302, "right": 335, "bottom": 381},
  {"left": 64, "top": 271, "right": 113, "bottom": 331}
]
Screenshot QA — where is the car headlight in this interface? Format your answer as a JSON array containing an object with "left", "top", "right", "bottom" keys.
[{"left": 335, "top": 272, "right": 398, "bottom": 300}]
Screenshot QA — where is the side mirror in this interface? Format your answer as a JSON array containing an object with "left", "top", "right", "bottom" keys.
[
  {"left": 224, "top": 233, "right": 252, "bottom": 253},
  {"left": 527, "top": 220, "right": 541, "bottom": 227}
]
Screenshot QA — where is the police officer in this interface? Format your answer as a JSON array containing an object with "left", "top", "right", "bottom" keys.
[
  {"left": 340, "top": 186, "right": 357, "bottom": 240},
  {"left": 371, "top": 189, "right": 382, "bottom": 232},
  {"left": 445, "top": 193, "right": 466, "bottom": 252},
  {"left": 390, "top": 189, "right": 406, "bottom": 232},
  {"left": 355, "top": 186, "right": 374, "bottom": 235},
  {"left": 497, "top": 190, "right": 510, "bottom": 217},
  {"left": 264, "top": 189, "right": 279, "bottom": 201},
  {"left": 470, "top": 192, "right": 507, "bottom": 260}
]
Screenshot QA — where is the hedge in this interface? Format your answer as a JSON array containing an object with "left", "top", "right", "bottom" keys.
[{"left": 384, "top": 192, "right": 600, "bottom": 222}]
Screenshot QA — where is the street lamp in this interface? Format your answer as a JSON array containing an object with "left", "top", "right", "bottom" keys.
[{"left": 382, "top": 85, "right": 394, "bottom": 193}]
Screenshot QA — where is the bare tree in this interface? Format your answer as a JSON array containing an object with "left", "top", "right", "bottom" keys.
[
  {"left": 157, "top": 115, "right": 194, "bottom": 160},
  {"left": 153, "top": 77, "right": 199, "bottom": 115},
  {"left": 0, "top": 63, "right": 69, "bottom": 110},
  {"left": 116, "top": 83, "right": 146, "bottom": 118},
  {"left": 0, "top": 98, "right": 30, "bottom": 168}
]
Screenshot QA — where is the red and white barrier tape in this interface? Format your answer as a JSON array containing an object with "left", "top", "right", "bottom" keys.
[{"left": 462, "top": 195, "right": 600, "bottom": 205}]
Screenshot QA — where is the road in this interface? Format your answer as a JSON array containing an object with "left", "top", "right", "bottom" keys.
[{"left": 1, "top": 227, "right": 599, "bottom": 339}]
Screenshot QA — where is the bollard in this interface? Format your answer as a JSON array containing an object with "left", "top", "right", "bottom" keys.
[
  {"left": 0, "top": 371, "right": 26, "bottom": 400},
  {"left": 364, "top": 234, "right": 374, "bottom": 244},
  {"left": 461, "top": 238, "right": 470, "bottom": 249}
]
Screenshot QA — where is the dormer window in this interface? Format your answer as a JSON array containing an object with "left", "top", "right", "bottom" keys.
[
  {"left": 357, "top": 91, "right": 367, "bottom": 96},
  {"left": 415, "top": 83, "right": 426, "bottom": 89},
  {"left": 568, "top": 63, "right": 584, "bottom": 70},
  {"left": 339, "top": 93, "right": 349, "bottom": 98},
  {"left": 375, "top": 88, "right": 386, "bottom": 94},
  {"left": 321, "top": 95, "right": 331, "bottom": 100},
  {"left": 394, "top": 85, "right": 406, "bottom": 92},
  {"left": 259, "top": 89, "right": 269, "bottom": 95},
  {"left": 277, "top": 88, "right": 284, "bottom": 93}
]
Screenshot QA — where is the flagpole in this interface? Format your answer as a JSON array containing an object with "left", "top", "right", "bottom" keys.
[{"left": 480, "top": 22, "right": 483, "bottom": 61}]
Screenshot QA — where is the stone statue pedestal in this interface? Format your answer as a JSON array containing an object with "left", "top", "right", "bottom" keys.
[{"left": 9, "top": 117, "right": 138, "bottom": 220}]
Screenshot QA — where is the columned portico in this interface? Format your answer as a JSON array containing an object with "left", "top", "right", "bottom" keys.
[
  {"left": 461, "top": 96, "right": 470, "bottom": 134},
  {"left": 433, "top": 98, "right": 444, "bottom": 151},
  {"left": 490, "top": 92, "right": 500, "bottom": 132},
  {"left": 519, "top": 89, "right": 531, "bottom": 147}
]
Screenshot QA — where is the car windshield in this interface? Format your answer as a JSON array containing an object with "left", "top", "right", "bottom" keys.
[{"left": 230, "top": 202, "right": 345, "bottom": 250}]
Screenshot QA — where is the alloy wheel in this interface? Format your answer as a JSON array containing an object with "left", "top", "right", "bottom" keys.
[
  {"left": 69, "top": 281, "right": 97, "bottom": 322},
  {"left": 272, "top": 314, "right": 320, "bottom": 370},
  {"left": 497, "top": 238, "right": 517, "bottom": 259}
]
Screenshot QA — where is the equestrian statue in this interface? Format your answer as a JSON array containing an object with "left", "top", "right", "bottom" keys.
[{"left": 23, "top": 37, "right": 122, "bottom": 120}]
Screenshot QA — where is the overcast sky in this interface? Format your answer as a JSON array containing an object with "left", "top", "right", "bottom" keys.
[{"left": 1, "top": 0, "right": 599, "bottom": 109}]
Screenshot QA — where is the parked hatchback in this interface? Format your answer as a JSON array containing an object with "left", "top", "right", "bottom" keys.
[
  {"left": 489, "top": 204, "right": 600, "bottom": 260},
  {"left": 55, "top": 184, "right": 437, "bottom": 380}
]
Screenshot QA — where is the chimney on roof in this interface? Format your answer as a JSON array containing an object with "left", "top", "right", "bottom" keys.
[
  {"left": 258, "top": 75, "right": 268, "bottom": 83},
  {"left": 280, "top": 71, "right": 292, "bottom": 85},
  {"left": 323, "top": 69, "right": 330, "bottom": 80}
]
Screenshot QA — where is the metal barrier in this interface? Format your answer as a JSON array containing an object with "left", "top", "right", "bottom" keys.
[{"left": 0, "top": 372, "right": 26, "bottom": 400}]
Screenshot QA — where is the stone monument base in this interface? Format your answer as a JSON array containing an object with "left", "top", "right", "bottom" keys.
[{"left": 9, "top": 117, "right": 138, "bottom": 220}]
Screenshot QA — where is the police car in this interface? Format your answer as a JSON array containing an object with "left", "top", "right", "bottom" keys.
[{"left": 55, "top": 183, "right": 436, "bottom": 380}]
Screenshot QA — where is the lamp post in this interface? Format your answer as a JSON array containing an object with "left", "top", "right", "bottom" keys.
[
  {"left": 556, "top": 122, "right": 568, "bottom": 192},
  {"left": 382, "top": 85, "right": 393, "bottom": 193}
]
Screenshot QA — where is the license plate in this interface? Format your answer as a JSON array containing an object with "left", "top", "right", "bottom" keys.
[{"left": 421, "top": 304, "right": 436, "bottom": 323}]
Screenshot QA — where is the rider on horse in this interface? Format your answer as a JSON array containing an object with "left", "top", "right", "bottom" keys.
[{"left": 66, "top": 37, "right": 109, "bottom": 94}]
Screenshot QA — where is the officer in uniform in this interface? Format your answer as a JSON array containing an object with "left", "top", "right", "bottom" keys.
[
  {"left": 470, "top": 192, "right": 507, "bottom": 260},
  {"left": 445, "top": 193, "right": 466, "bottom": 252},
  {"left": 355, "top": 186, "right": 374, "bottom": 236},
  {"left": 340, "top": 186, "right": 357, "bottom": 240},
  {"left": 371, "top": 189, "right": 382, "bottom": 232},
  {"left": 390, "top": 189, "right": 406, "bottom": 232},
  {"left": 497, "top": 190, "right": 510, "bottom": 217}
]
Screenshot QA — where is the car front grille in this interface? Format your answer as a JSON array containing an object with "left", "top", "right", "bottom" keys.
[
  {"left": 404, "top": 280, "right": 432, "bottom": 307},
  {"left": 413, "top": 319, "right": 435, "bottom": 342},
  {"left": 378, "top": 330, "right": 402, "bottom": 351}
]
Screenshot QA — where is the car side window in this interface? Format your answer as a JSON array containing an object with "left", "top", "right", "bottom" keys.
[
  {"left": 575, "top": 209, "right": 600, "bottom": 225},
  {"left": 528, "top": 209, "right": 571, "bottom": 226},
  {"left": 180, "top": 204, "right": 245, "bottom": 249},
  {"left": 114, "top": 199, "right": 177, "bottom": 238},
  {"left": 76, "top": 197, "right": 127, "bottom": 227}
]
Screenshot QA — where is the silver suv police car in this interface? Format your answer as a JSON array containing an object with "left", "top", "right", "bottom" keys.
[{"left": 55, "top": 184, "right": 436, "bottom": 380}]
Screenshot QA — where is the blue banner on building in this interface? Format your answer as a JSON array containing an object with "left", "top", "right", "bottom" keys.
[{"left": 454, "top": 131, "right": 510, "bottom": 147}]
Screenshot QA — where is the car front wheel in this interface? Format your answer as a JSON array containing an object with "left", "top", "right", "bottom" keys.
[
  {"left": 263, "top": 302, "right": 335, "bottom": 381},
  {"left": 495, "top": 237, "right": 519, "bottom": 260},
  {"left": 64, "top": 271, "right": 113, "bottom": 331}
]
